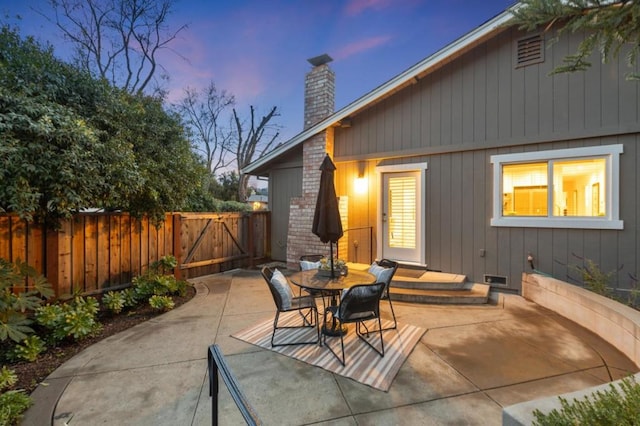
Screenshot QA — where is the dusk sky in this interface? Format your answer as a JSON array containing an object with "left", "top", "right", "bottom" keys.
[{"left": 2, "top": 0, "right": 515, "bottom": 143}]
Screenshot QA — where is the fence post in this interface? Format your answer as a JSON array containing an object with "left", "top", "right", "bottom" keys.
[
  {"left": 247, "top": 213, "right": 255, "bottom": 269},
  {"left": 172, "top": 213, "right": 182, "bottom": 280},
  {"left": 45, "top": 226, "right": 60, "bottom": 297}
]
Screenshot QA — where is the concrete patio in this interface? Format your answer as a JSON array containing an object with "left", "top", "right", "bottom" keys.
[{"left": 23, "top": 268, "right": 638, "bottom": 425}]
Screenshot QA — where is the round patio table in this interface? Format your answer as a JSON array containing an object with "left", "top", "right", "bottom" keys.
[{"left": 289, "top": 269, "right": 376, "bottom": 336}]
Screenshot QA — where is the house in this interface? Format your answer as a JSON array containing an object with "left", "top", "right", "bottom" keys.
[{"left": 243, "top": 4, "right": 639, "bottom": 295}]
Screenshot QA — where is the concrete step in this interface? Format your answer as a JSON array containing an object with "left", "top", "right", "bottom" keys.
[
  {"left": 392, "top": 271, "right": 467, "bottom": 290},
  {"left": 390, "top": 282, "right": 491, "bottom": 304},
  {"left": 346, "top": 262, "right": 490, "bottom": 304}
]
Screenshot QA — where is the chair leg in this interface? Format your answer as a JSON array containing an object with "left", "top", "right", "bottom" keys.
[
  {"left": 322, "top": 314, "right": 346, "bottom": 366},
  {"left": 356, "top": 318, "right": 385, "bottom": 358},
  {"left": 272, "top": 307, "right": 320, "bottom": 347},
  {"left": 380, "top": 297, "right": 397, "bottom": 331}
]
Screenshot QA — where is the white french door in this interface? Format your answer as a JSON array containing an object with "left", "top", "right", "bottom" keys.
[{"left": 381, "top": 170, "right": 424, "bottom": 264}]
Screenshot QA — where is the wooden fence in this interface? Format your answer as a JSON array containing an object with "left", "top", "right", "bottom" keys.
[{"left": 1, "top": 211, "right": 270, "bottom": 297}]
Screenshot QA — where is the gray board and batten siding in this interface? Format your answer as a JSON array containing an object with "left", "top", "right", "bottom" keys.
[
  {"left": 268, "top": 157, "right": 302, "bottom": 261},
  {"left": 332, "top": 25, "right": 640, "bottom": 294}
]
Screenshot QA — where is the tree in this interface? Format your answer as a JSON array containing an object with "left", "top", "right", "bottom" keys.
[
  {"left": 509, "top": 0, "right": 640, "bottom": 80},
  {"left": 232, "top": 105, "right": 280, "bottom": 202},
  {"left": 43, "top": 0, "right": 187, "bottom": 94},
  {"left": 175, "top": 83, "right": 236, "bottom": 176}
]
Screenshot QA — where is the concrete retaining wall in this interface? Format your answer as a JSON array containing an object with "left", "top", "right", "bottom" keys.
[{"left": 502, "top": 273, "right": 640, "bottom": 425}]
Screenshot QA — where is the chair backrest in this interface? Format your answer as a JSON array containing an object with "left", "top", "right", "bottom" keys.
[
  {"left": 300, "top": 254, "right": 324, "bottom": 271},
  {"left": 300, "top": 254, "right": 324, "bottom": 262},
  {"left": 338, "top": 282, "right": 385, "bottom": 322},
  {"left": 261, "top": 266, "right": 285, "bottom": 311},
  {"left": 377, "top": 259, "right": 399, "bottom": 281}
]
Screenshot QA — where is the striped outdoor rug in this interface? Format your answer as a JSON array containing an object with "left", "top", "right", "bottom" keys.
[{"left": 232, "top": 312, "right": 426, "bottom": 392}]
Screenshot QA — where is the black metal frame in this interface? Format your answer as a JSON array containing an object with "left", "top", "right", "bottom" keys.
[
  {"left": 377, "top": 258, "right": 399, "bottom": 331},
  {"left": 208, "top": 344, "right": 261, "bottom": 426},
  {"left": 323, "top": 282, "right": 386, "bottom": 366}
]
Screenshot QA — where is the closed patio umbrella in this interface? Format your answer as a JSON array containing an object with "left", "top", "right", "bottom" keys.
[{"left": 312, "top": 153, "right": 343, "bottom": 278}]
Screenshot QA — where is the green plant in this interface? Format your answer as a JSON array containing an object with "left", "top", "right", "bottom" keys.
[
  {"left": 121, "top": 288, "right": 139, "bottom": 308},
  {"left": 35, "top": 296, "right": 102, "bottom": 342},
  {"left": 573, "top": 259, "right": 616, "bottom": 298},
  {"left": 0, "top": 366, "right": 32, "bottom": 426},
  {"left": 148, "top": 295, "right": 175, "bottom": 311},
  {"left": 532, "top": 376, "right": 640, "bottom": 425},
  {"left": 102, "top": 291, "right": 126, "bottom": 314},
  {"left": 9, "top": 335, "right": 46, "bottom": 362},
  {"left": 132, "top": 255, "right": 188, "bottom": 302},
  {"left": 0, "top": 258, "right": 54, "bottom": 343}
]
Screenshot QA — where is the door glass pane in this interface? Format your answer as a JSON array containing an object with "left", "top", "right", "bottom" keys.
[
  {"left": 552, "top": 158, "right": 606, "bottom": 217},
  {"left": 502, "top": 163, "right": 548, "bottom": 216},
  {"left": 388, "top": 176, "right": 416, "bottom": 249}
]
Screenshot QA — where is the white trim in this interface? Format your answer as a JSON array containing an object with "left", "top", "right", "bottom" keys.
[
  {"left": 490, "top": 145, "right": 624, "bottom": 230},
  {"left": 375, "top": 162, "right": 428, "bottom": 264}
]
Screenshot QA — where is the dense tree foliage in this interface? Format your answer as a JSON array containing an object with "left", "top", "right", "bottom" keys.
[
  {"left": 509, "top": 0, "right": 640, "bottom": 80},
  {"left": 0, "top": 25, "right": 208, "bottom": 224}
]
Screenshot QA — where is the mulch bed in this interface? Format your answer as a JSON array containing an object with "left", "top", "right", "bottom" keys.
[{"left": 6, "top": 286, "right": 196, "bottom": 395}]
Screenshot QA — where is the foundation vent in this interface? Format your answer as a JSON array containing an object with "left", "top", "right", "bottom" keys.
[{"left": 484, "top": 274, "right": 508, "bottom": 287}]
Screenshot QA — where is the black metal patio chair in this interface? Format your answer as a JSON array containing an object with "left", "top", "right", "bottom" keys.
[
  {"left": 299, "top": 254, "right": 329, "bottom": 314},
  {"left": 369, "top": 259, "right": 399, "bottom": 330},
  {"left": 261, "top": 266, "right": 320, "bottom": 347},
  {"left": 323, "top": 282, "right": 386, "bottom": 366}
]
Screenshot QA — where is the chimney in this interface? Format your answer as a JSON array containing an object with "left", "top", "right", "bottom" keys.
[{"left": 304, "top": 54, "right": 335, "bottom": 130}]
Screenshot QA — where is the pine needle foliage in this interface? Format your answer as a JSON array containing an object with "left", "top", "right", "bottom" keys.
[{"left": 509, "top": 0, "right": 640, "bottom": 80}]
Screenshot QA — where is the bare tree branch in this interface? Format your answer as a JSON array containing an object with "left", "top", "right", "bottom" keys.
[
  {"left": 175, "top": 83, "right": 236, "bottom": 176},
  {"left": 42, "top": 0, "right": 187, "bottom": 94},
  {"left": 232, "top": 105, "right": 280, "bottom": 201}
]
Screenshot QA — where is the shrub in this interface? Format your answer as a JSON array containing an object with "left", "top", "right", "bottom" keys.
[
  {"left": 9, "top": 335, "right": 46, "bottom": 362},
  {"left": 532, "top": 376, "right": 640, "bottom": 425},
  {"left": 0, "top": 258, "right": 54, "bottom": 343},
  {"left": 577, "top": 259, "right": 616, "bottom": 298},
  {"left": 35, "top": 296, "right": 102, "bottom": 342},
  {"left": 148, "top": 295, "right": 175, "bottom": 311},
  {"left": 121, "top": 288, "right": 139, "bottom": 308},
  {"left": 0, "top": 366, "right": 32, "bottom": 426},
  {"left": 132, "top": 255, "right": 187, "bottom": 301},
  {"left": 102, "top": 291, "right": 126, "bottom": 314}
]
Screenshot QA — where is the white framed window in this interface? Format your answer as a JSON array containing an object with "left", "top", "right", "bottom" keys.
[{"left": 490, "top": 145, "right": 623, "bottom": 229}]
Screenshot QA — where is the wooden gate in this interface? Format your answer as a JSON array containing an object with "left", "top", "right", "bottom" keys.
[{"left": 174, "top": 212, "right": 269, "bottom": 279}]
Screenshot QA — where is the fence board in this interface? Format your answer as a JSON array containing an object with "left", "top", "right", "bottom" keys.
[
  {"left": 97, "top": 215, "right": 110, "bottom": 290},
  {"left": 72, "top": 216, "right": 86, "bottom": 293},
  {"left": 121, "top": 215, "right": 132, "bottom": 285},
  {"left": 57, "top": 220, "right": 73, "bottom": 296},
  {"left": 109, "top": 215, "right": 121, "bottom": 287},
  {"left": 0, "top": 216, "right": 10, "bottom": 260},
  {"left": 84, "top": 216, "right": 98, "bottom": 292}
]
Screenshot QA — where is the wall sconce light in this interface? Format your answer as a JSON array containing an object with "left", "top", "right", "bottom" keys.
[{"left": 354, "top": 162, "right": 367, "bottom": 194}]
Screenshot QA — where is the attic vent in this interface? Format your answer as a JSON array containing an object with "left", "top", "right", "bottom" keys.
[{"left": 516, "top": 34, "right": 544, "bottom": 68}]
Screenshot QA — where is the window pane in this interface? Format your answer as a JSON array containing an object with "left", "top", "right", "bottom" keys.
[
  {"left": 388, "top": 176, "right": 416, "bottom": 249},
  {"left": 502, "top": 163, "right": 548, "bottom": 216},
  {"left": 552, "top": 158, "right": 606, "bottom": 217}
]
